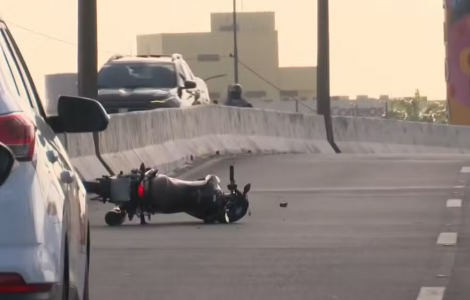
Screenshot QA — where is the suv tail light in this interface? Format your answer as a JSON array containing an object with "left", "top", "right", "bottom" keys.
[
  {"left": 0, "top": 113, "right": 36, "bottom": 161},
  {"left": 0, "top": 273, "right": 52, "bottom": 293}
]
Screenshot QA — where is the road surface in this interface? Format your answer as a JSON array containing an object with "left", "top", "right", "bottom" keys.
[{"left": 88, "top": 154, "right": 470, "bottom": 300}]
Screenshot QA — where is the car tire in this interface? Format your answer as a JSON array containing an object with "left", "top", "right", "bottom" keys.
[
  {"left": 83, "top": 224, "right": 90, "bottom": 300},
  {"left": 62, "top": 236, "right": 69, "bottom": 300}
]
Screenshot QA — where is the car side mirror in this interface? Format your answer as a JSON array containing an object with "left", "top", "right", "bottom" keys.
[
  {"left": 57, "top": 95, "right": 110, "bottom": 133},
  {"left": 212, "top": 99, "right": 219, "bottom": 105},
  {"left": 184, "top": 80, "right": 197, "bottom": 89},
  {"left": 0, "top": 142, "right": 15, "bottom": 186}
]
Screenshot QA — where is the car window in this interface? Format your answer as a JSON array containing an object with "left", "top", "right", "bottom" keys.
[
  {"left": 98, "top": 62, "right": 178, "bottom": 89},
  {"left": 0, "top": 43, "right": 21, "bottom": 98},
  {"left": 0, "top": 27, "right": 32, "bottom": 108},
  {"left": 176, "top": 64, "right": 186, "bottom": 82},
  {"left": 180, "top": 62, "right": 194, "bottom": 80},
  {"left": 1, "top": 27, "right": 42, "bottom": 113}
]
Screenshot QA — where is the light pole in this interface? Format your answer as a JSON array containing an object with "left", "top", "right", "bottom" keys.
[
  {"left": 232, "top": 0, "right": 239, "bottom": 83},
  {"left": 316, "top": 0, "right": 330, "bottom": 116},
  {"left": 77, "top": 0, "right": 98, "bottom": 99},
  {"left": 317, "top": 0, "right": 340, "bottom": 153},
  {"left": 77, "top": 0, "right": 114, "bottom": 174}
]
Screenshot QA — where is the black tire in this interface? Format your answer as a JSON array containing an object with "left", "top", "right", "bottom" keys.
[
  {"left": 83, "top": 224, "right": 90, "bottom": 300},
  {"left": 62, "top": 236, "right": 69, "bottom": 300},
  {"left": 104, "top": 210, "right": 126, "bottom": 226}
]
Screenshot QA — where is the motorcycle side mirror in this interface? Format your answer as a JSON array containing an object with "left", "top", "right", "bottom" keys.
[{"left": 243, "top": 183, "right": 251, "bottom": 195}]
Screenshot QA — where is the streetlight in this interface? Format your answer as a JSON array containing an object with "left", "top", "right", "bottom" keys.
[{"left": 232, "top": 0, "right": 239, "bottom": 83}]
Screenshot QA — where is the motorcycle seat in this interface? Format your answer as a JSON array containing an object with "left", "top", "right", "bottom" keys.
[{"left": 167, "top": 174, "right": 219, "bottom": 190}]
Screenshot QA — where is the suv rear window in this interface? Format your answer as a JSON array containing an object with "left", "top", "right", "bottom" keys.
[{"left": 98, "top": 62, "right": 177, "bottom": 89}]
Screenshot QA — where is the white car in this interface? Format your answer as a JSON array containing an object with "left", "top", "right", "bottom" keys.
[{"left": 0, "top": 19, "right": 109, "bottom": 299}]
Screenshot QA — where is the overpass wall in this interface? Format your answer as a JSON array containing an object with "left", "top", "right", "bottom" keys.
[{"left": 65, "top": 106, "right": 470, "bottom": 180}]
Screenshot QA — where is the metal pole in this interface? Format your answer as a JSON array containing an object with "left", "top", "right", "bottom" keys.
[
  {"left": 316, "top": 0, "right": 330, "bottom": 116},
  {"left": 316, "top": 0, "right": 340, "bottom": 153},
  {"left": 77, "top": 0, "right": 98, "bottom": 99},
  {"left": 232, "top": 0, "right": 239, "bottom": 83},
  {"left": 77, "top": 0, "right": 114, "bottom": 175}
]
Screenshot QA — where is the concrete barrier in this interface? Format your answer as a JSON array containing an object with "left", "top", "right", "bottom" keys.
[
  {"left": 66, "top": 131, "right": 109, "bottom": 180},
  {"left": 332, "top": 116, "right": 470, "bottom": 154},
  {"left": 66, "top": 106, "right": 470, "bottom": 181},
  {"left": 67, "top": 106, "right": 332, "bottom": 180}
]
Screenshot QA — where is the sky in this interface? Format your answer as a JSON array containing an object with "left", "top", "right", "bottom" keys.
[{"left": 0, "top": 0, "right": 445, "bottom": 100}]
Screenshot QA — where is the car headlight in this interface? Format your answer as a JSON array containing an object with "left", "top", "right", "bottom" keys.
[{"left": 151, "top": 96, "right": 175, "bottom": 103}]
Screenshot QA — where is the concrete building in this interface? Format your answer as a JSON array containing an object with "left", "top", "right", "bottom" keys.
[
  {"left": 44, "top": 73, "right": 78, "bottom": 115},
  {"left": 136, "top": 11, "right": 316, "bottom": 102}
]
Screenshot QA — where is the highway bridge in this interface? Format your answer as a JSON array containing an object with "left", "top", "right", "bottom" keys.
[{"left": 68, "top": 106, "right": 470, "bottom": 300}]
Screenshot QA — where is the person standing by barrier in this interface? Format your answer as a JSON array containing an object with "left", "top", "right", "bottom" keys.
[{"left": 224, "top": 83, "right": 253, "bottom": 108}]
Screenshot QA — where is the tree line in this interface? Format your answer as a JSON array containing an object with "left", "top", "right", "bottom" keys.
[{"left": 384, "top": 90, "right": 447, "bottom": 124}]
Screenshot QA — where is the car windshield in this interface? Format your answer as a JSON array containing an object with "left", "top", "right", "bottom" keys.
[{"left": 98, "top": 62, "right": 177, "bottom": 89}]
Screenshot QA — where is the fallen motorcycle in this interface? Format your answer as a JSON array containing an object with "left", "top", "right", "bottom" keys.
[{"left": 82, "top": 163, "right": 251, "bottom": 226}]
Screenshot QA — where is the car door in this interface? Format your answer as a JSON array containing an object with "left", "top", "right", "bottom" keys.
[{"left": 0, "top": 22, "right": 88, "bottom": 298}]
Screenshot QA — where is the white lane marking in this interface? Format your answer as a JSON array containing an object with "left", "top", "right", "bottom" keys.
[
  {"left": 437, "top": 232, "right": 458, "bottom": 246},
  {"left": 460, "top": 166, "right": 470, "bottom": 173},
  {"left": 446, "top": 199, "right": 462, "bottom": 208},
  {"left": 416, "top": 287, "right": 445, "bottom": 300},
  {"left": 454, "top": 185, "right": 465, "bottom": 188},
  {"left": 251, "top": 186, "right": 464, "bottom": 193}
]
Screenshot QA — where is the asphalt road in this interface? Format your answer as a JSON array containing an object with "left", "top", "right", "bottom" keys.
[{"left": 88, "top": 153, "right": 470, "bottom": 300}]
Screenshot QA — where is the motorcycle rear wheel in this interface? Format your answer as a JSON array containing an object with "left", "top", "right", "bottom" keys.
[{"left": 105, "top": 209, "right": 127, "bottom": 226}]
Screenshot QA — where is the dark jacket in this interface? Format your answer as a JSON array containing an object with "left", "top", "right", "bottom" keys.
[{"left": 224, "top": 97, "right": 253, "bottom": 108}]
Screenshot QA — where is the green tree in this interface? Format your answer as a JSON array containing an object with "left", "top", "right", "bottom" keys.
[{"left": 386, "top": 89, "right": 447, "bottom": 124}]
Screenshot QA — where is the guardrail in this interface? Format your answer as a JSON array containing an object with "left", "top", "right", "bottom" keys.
[{"left": 65, "top": 105, "right": 470, "bottom": 181}]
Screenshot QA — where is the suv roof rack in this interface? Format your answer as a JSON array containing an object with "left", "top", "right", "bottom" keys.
[
  {"left": 137, "top": 53, "right": 184, "bottom": 61},
  {"left": 105, "top": 53, "right": 184, "bottom": 63},
  {"left": 136, "top": 54, "right": 171, "bottom": 58},
  {"left": 105, "top": 54, "right": 126, "bottom": 63}
]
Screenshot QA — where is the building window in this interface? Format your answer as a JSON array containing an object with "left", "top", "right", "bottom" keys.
[
  {"left": 197, "top": 54, "right": 221, "bottom": 62},
  {"left": 219, "top": 24, "right": 239, "bottom": 32},
  {"left": 281, "top": 90, "right": 299, "bottom": 97},
  {"left": 245, "top": 91, "right": 266, "bottom": 98}
]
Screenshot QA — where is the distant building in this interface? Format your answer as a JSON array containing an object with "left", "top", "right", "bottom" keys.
[
  {"left": 44, "top": 73, "right": 77, "bottom": 115},
  {"left": 136, "top": 11, "right": 316, "bottom": 102}
]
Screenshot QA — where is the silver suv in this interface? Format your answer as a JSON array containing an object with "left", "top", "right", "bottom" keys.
[
  {"left": 0, "top": 19, "right": 109, "bottom": 300},
  {"left": 97, "top": 54, "right": 211, "bottom": 113}
]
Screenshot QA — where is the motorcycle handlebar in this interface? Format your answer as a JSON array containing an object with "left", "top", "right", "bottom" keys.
[
  {"left": 82, "top": 181, "right": 101, "bottom": 194},
  {"left": 82, "top": 179, "right": 111, "bottom": 197}
]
